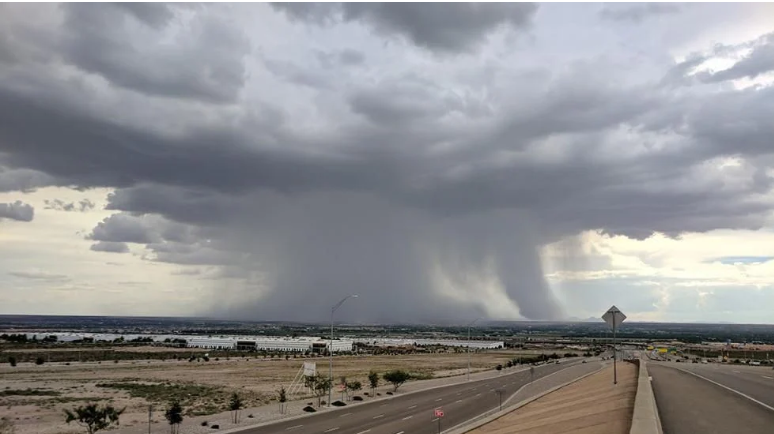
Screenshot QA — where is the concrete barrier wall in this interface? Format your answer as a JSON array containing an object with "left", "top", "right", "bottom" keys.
[{"left": 629, "top": 360, "right": 663, "bottom": 434}]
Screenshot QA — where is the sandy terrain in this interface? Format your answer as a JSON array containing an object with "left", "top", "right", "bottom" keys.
[
  {"left": 468, "top": 362, "right": 637, "bottom": 434},
  {"left": 0, "top": 349, "right": 545, "bottom": 434}
]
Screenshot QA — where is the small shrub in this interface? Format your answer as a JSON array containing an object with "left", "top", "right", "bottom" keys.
[
  {"left": 35, "top": 357, "right": 45, "bottom": 366},
  {"left": 386, "top": 392, "right": 393, "bottom": 395},
  {"left": 201, "top": 421, "right": 208, "bottom": 426},
  {"left": 210, "top": 424, "right": 219, "bottom": 429},
  {"left": 352, "top": 396, "right": 363, "bottom": 401},
  {"left": 8, "top": 357, "right": 16, "bottom": 367},
  {"left": 332, "top": 400, "right": 346, "bottom": 407},
  {"left": 302, "top": 406, "right": 316, "bottom": 413},
  {"left": 114, "top": 360, "right": 119, "bottom": 364},
  {"left": 247, "top": 414, "right": 254, "bottom": 418}
]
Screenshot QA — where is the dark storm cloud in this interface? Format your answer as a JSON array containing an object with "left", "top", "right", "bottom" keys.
[
  {"left": 88, "top": 213, "right": 160, "bottom": 244},
  {"left": 0, "top": 200, "right": 34, "bottom": 222},
  {"left": 1, "top": 4, "right": 773, "bottom": 321},
  {"left": 90, "top": 241, "right": 130, "bottom": 254},
  {"left": 599, "top": 3, "right": 682, "bottom": 23},
  {"left": 111, "top": 2, "right": 175, "bottom": 29},
  {"left": 272, "top": 2, "right": 538, "bottom": 53},
  {"left": 59, "top": 3, "right": 250, "bottom": 103},
  {"left": 44, "top": 199, "right": 95, "bottom": 212},
  {"left": 0, "top": 167, "right": 54, "bottom": 193}
]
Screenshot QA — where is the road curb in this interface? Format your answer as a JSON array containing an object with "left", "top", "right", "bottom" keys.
[
  {"left": 629, "top": 360, "right": 663, "bottom": 434},
  {"left": 441, "top": 362, "right": 606, "bottom": 434}
]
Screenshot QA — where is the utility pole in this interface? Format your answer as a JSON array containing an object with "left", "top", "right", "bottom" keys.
[
  {"left": 148, "top": 404, "right": 152, "bottom": 434},
  {"left": 329, "top": 295, "right": 358, "bottom": 408},
  {"left": 466, "top": 317, "right": 481, "bottom": 382}
]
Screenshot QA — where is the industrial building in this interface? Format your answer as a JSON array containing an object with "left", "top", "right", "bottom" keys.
[
  {"left": 355, "top": 338, "right": 504, "bottom": 349},
  {"left": 26, "top": 332, "right": 355, "bottom": 353}
]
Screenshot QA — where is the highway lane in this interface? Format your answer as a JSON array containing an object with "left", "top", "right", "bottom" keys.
[
  {"left": 650, "top": 363, "right": 774, "bottom": 434},
  {"left": 233, "top": 360, "right": 597, "bottom": 434},
  {"left": 665, "top": 362, "right": 774, "bottom": 408}
]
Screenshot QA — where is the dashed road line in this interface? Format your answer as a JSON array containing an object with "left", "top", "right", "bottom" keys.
[
  {"left": 763, "top": 375, "right": 773, "bottom": 380},
  {"left": 431, "top": 418, "right": 439, "bottom": 423},
  {"left": 339, "top": 413, "right": 352, "bottom": 418},
  {"left": 402, "top": 415, "right": 413, "bottom": 420},
  {"left": 324, "top": 428, "right": 339, "bottom": 433},
  {"left": 286, "top": 425, "right": 303, "bottom": 431},
  {"left": 455, "top": 399, "right": 464, "bottom": 403},
  {"left": 435, "top": 398, "right": 442, "bottom": 401},
  {"left": 408, "top": 405, "right": 417, "bottom": 409},
  {"left": 475, "top": 393, "right": 481, "bottom": 397},
  {"left": 373, "top": 414, "right": 384, "bottom": 419},
  {"left": 395, "top": 432, "right": 405, "bottom": 434},
  {"left": 356, "top": 430, "right": 371, "bottom": 434}
]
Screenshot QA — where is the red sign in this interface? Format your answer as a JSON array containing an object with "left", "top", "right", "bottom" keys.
[{"left": 434, "top": 408, "right": 444, "bottom": 418}]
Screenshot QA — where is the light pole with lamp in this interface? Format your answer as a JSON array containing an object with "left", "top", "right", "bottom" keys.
[
  {"left": 329, "top": 294, "right": 358, "bottom": 407},
  {"left": 467, "top": 317, "right": 482, "bottom": 382}
]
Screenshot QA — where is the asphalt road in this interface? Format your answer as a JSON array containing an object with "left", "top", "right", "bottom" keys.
[
  {"left": 649, "top": 362, "right": 774, "bottom": 434},
  {"left": 232, "top": 360, "right": 591, "bottom": 434}
]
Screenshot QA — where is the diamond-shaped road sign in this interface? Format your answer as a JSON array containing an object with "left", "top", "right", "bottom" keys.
[{"left": 602, "top": 305, "right": 626, "bottom": 330}]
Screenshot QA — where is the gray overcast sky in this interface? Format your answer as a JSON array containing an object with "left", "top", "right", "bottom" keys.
[{"left": 1, "top": 3, "right": 773, "bottom": 324}]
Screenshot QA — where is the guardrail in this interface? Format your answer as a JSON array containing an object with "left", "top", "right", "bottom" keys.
[{"left": 629, "top": 360, "right": 663, "bottom": 434}]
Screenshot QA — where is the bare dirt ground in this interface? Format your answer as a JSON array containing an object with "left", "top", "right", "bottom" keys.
[
  {"left": 468, "top": 362, "right": 637, "bottom": 434},
  {"left": 0, "top": 348, "right": 550, "bottom": 434}
]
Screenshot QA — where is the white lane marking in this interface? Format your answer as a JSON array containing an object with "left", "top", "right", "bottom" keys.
[
  {"left": 380, "top": 404, "right": 388, "bottom": 407},
  {"left": 456, "top": 392, "right": 461, "bottom": 396},
  {"left": 489, "top": 389, "right": 495, "bottom": 392},
  {"left": 324, "top": 428, "right": 339, "bottom": 433},
  {"left": 373, "top": 414, "right": 384, "bottom": 419},
  {"left": 455, "top": 399, "right": 464, "bottom": 403},
  {"left": 408, "top": 405, "right": 417, "bottom": 409},
  {"left": 339, "top": 413, "right": 352, "bottom": 418},
  {"left": 402, "top": 415, "right": 413, "bottom": 420},
  {"left": 475, "top": 393, "right": 481, "bottom": 397},
  {"left": 431, "top": 418, "right": 439, "bottom": 422},
  {"left": 286, "top": 425, "right": 303, "bottom": 430},
  {"left": 472, "top": 387, "right": 477, "bottom": 391},
  {"left": 678, "top": 368, "right": 774, "bottom": 412},
  {"left": 435, "top": 398, "right": 442, "bottom": 402},
  {"left": 356, "top": 430, "right": 371, "bottom": 434},
  {"left": 763, "top": 376, "right": 773, "bottom": 380},
  {"left": 395, "top": 432, "right": 405, "bottom": 434},
  {"left": 733, "top": 370, "right": 740, "bottom": 373}
]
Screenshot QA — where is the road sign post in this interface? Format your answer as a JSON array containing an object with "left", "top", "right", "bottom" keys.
[
  {"left": 602, "top": 305, "right": 626, "bottom": 385},
  {"left": 529, "top": 366, "right": 534, "bottom": 384},
  {"left": 434, "top": 408, "right": 444, "bottom": 434}
]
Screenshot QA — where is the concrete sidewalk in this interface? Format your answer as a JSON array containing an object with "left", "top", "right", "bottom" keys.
[{"left": 467, "top": 363, "right": 637, "bottom": 434}]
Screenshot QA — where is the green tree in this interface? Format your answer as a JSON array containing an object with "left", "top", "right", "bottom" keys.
[
  {"left": 367, "top": 371, "right": 379, "bottom": 396},
  {"left": 229, "top": 392, "right": 243, "bottom": 423},
  {"left": 383, "top": 370, "right": 411, "bottom": 392},
  {"left": 277, "top": 386, "right": 288, "bottom": 414},
  {"left": 35, "top": 357, "right": 45, "bottom": 365},
  {"left": 346, "top": 380, "right": 362, "bottom": 400},
  {"left": 7, "top": 357, "right": 16, "bottom": 367},
  {"left": 164, "top": 400, "right": 183, "bottom": 434},
  {"left": 64, "top": 403, "right": 125, "bottom": 434}
]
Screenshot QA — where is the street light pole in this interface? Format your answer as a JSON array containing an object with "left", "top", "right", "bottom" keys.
[
  {"left": 467, "top": 317, "right": 481, "bottom": 382},
  {"left": 329, "top": 295, "right": 358, "bottom": 408}
]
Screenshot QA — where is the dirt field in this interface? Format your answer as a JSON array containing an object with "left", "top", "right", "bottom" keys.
[{"left": 0, "top": 348, "right": 547, "bottom": 434}]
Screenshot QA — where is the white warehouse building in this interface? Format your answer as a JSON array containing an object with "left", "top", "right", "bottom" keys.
[{"left": 355, "top": 338, "right": 503, "bottom": 349}]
